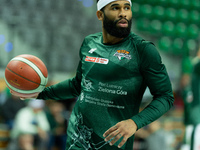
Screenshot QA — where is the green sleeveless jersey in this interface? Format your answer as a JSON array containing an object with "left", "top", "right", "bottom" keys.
[{"left": 38, "top": 32, "right": 174, "bottom": 150}]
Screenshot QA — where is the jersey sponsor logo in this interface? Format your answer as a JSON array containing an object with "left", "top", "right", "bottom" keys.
[
  {"left": 114, "top": 50, "right": 131, "bottom": 60},
  {"left": 85, "top": 56, "right": 109, "bottom": 64},
  {"left": 89, "top": 48, "right": 97, "bottom": 54}
]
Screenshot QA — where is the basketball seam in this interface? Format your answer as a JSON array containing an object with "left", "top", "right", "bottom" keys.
[
  {"left": 6, "top": 67, "right": 42, "bottom": 86},
  {"left": 5, "top": 77, "right": 45, "bottom": 94}
]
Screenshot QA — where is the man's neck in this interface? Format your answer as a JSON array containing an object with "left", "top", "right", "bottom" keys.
[{"left": 102, "top": 29, "right": 124, "bottom": 45}]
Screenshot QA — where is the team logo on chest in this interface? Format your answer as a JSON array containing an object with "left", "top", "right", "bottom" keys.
[{"left": 114, "top": 50, "right": 132, "bottom": 60}]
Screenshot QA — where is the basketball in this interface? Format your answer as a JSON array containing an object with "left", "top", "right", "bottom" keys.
[{"left": 4, "top": 54, "right": 48, "bottom": 98}]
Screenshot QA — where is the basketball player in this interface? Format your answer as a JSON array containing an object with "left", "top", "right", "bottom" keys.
[
  {"left": 185, "top": 46, "right": 200, "bottom": 150},
  {"left": 13, "top": 0, "right": 174, "bottom": 149}
]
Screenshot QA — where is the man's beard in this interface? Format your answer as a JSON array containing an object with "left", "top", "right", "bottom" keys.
[{"left": 103, "top": 13, "right": 132, "bottom": 38}]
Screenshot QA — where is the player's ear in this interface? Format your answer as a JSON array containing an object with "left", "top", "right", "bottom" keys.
[{"left": 96, "top": 10, "right": 104, "bottom": 21}]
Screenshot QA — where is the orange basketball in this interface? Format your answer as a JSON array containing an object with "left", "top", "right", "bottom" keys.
[{"left": 4, "top": 54, "right": 48, "bottom": 98}]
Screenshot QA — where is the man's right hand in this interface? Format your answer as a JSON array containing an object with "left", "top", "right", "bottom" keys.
[{"left": 10, "top": 90, "right": 39, "bottom": 100}]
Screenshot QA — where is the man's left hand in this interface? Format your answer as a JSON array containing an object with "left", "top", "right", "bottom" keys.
[{"left": 103, "top": 119, "right": 137, "bottom": 148}]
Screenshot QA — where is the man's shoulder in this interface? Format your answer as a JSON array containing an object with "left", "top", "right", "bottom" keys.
[
  {"left": 84, "top": 32, "right": 102, "bottom": 42},
  {"left": 129, "top": 32, "right": 149, "bottom": 44},
  {"left": 128, "top": 32, "right": 154, "bottom": 48},
  {"left": 129, "top": 32, "right": 143, "bottom": 40}
]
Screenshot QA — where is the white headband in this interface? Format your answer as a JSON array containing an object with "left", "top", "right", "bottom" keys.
[{"left": 97, "top": 0, "right": 132, "bottom": 11}]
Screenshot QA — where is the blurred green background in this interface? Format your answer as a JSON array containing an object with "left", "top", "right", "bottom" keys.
[{"left": 0, "top": 0, "right": 199, "bottom": 149}]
